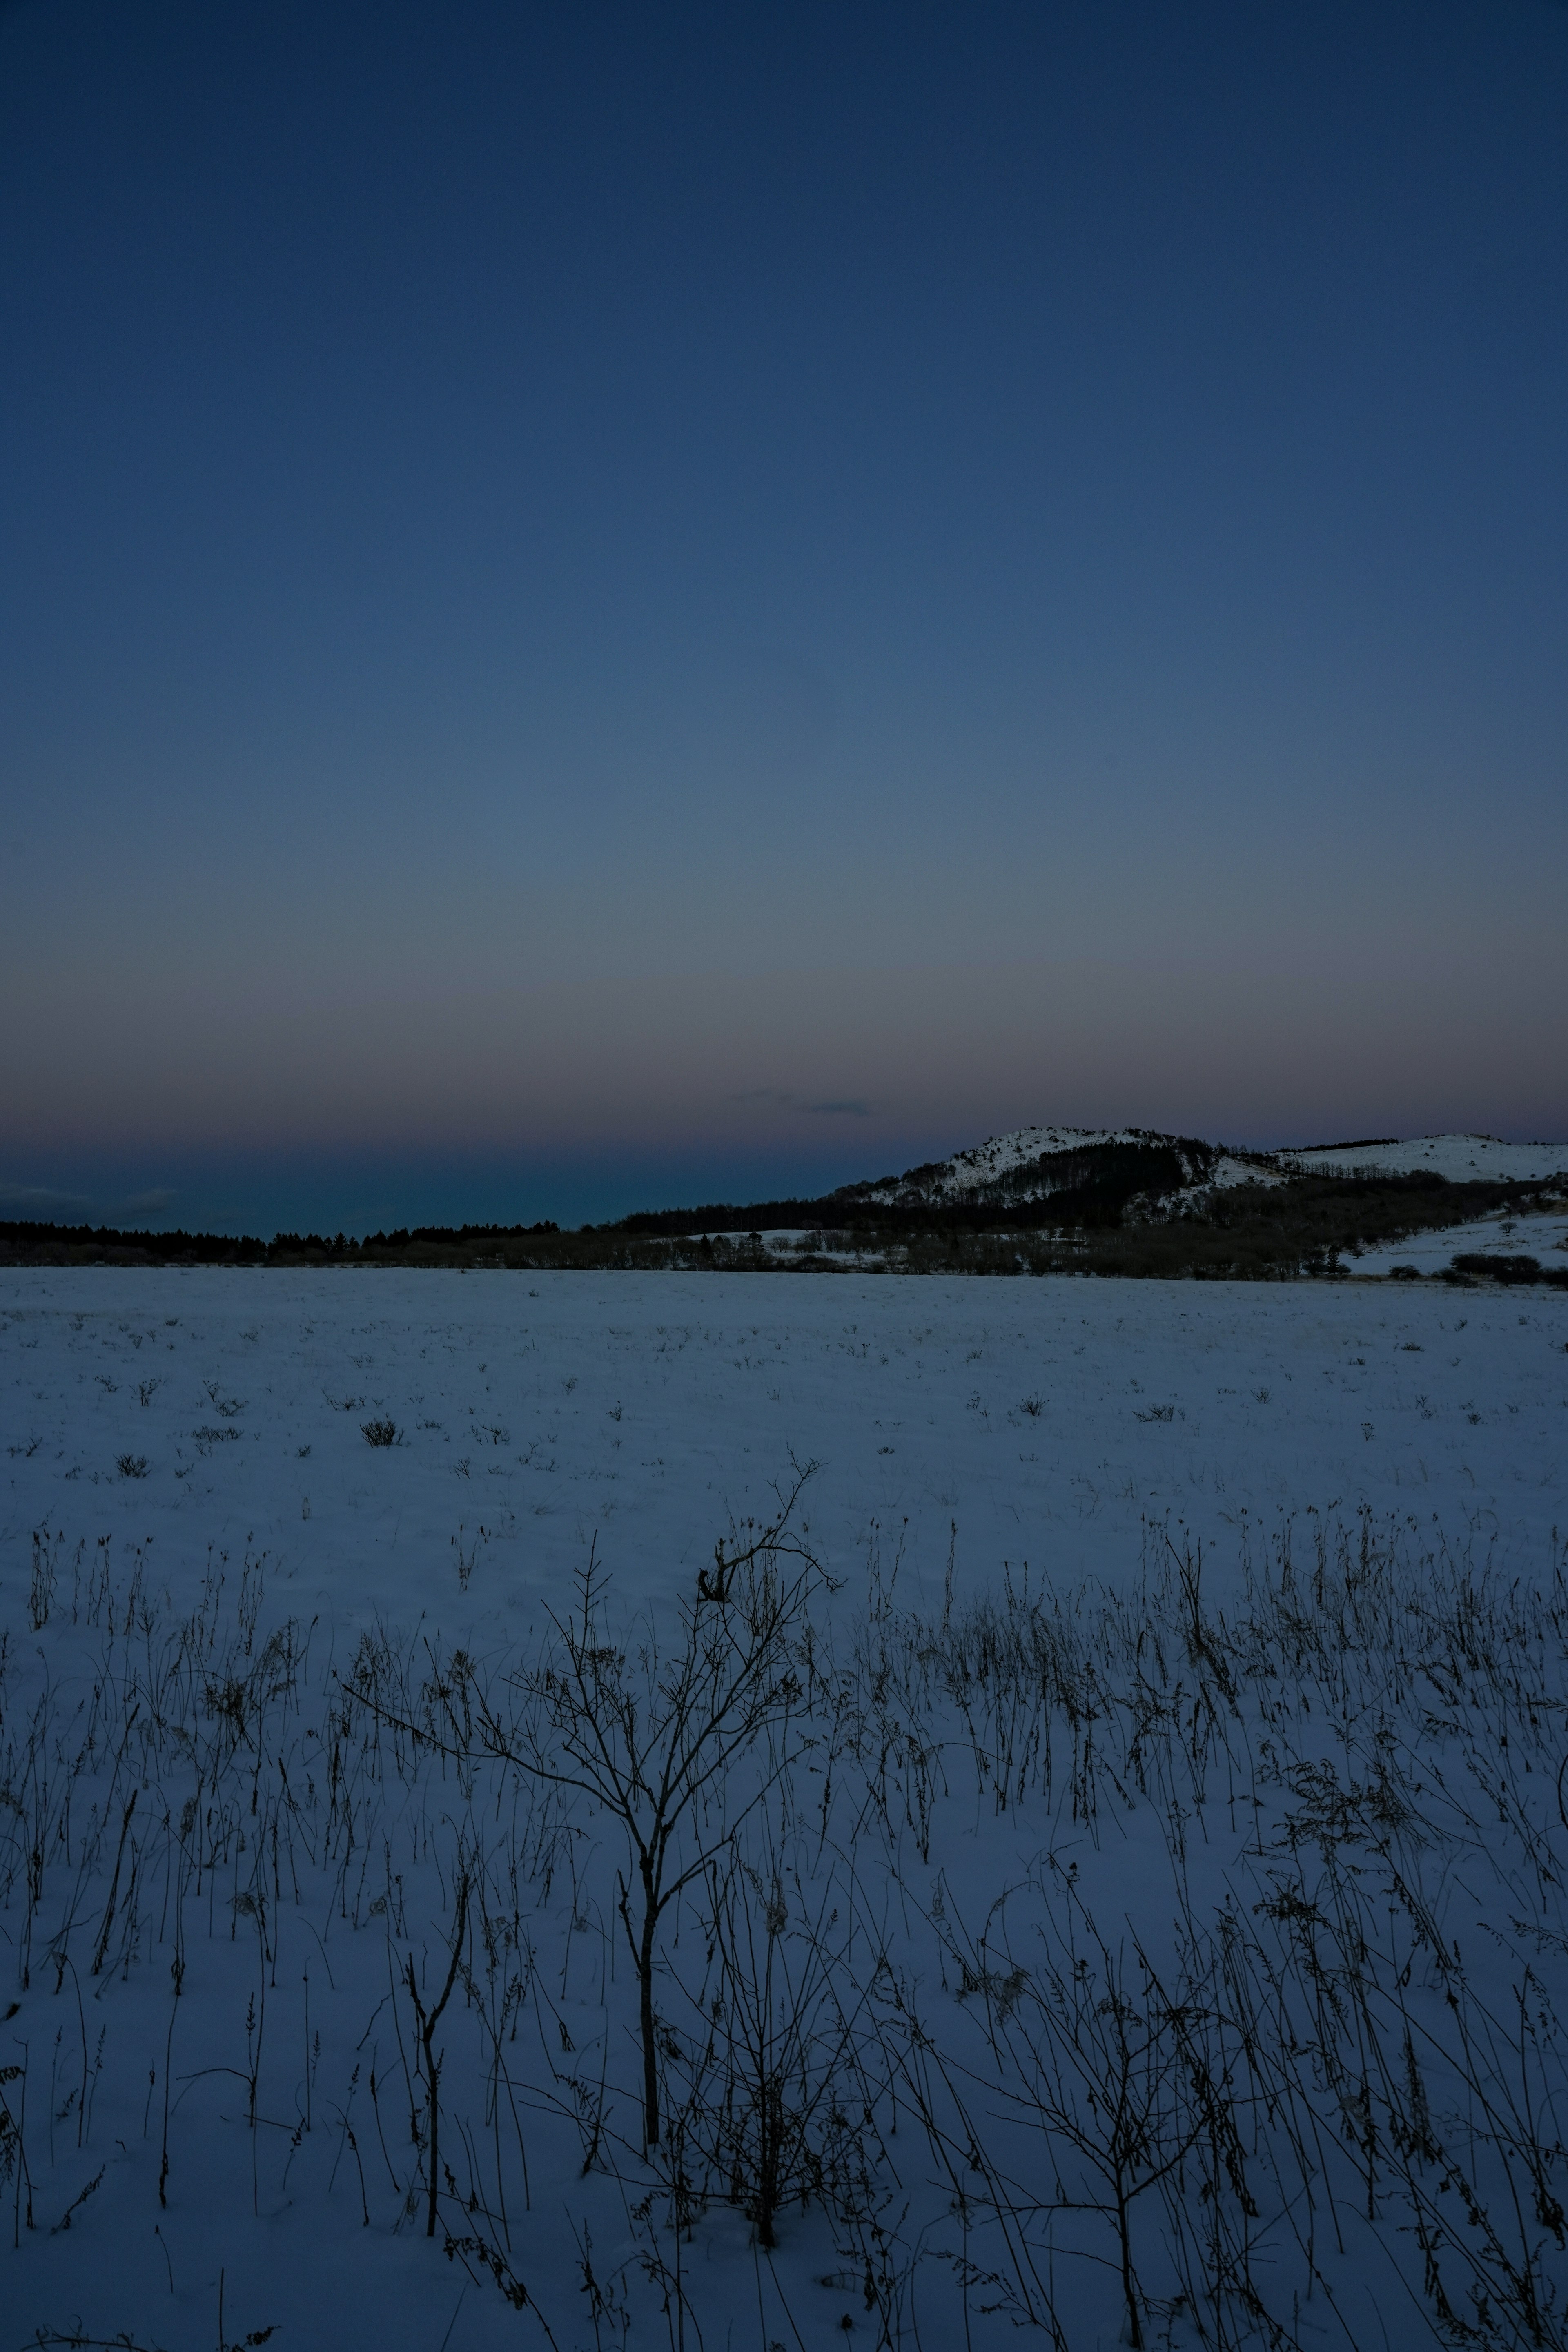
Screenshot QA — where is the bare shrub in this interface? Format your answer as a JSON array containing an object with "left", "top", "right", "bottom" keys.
[{"left": 666, "top": 1849, "right": 877, "bottom": 2246}]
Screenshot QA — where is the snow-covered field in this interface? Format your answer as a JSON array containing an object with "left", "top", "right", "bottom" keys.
[
  {"left": 1280, "top": 1134, "right": 1568, "bottom": 1183},
  {"left": 3, "top": 1268, "right": 1568, "bottom": 2352},
  {"left": 1348, "top": 1204, "right": 1568, "bottom": 1278},
  {"left": 2, "top": 1269, "right": 1566, "bottom": 1621}
]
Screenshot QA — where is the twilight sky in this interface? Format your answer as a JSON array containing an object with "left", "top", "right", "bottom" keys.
[{"left": 3, "top": 0, "right": 1566, "bottom": 1235}]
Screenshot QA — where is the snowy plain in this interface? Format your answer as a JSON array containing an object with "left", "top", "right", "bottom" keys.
[
  {"left": 3, "top": 1265, "right": 1568, "bottom": 2352},
  {"left": 3, "top": 1267, "right": 1566, "bottom": 1624}
]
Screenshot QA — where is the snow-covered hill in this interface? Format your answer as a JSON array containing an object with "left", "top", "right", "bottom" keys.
[
  {"left": 861, "top": 1125, "right": 1568, "bottom": 1206},
  {"left": 895, "top": 1124, "right": 1152, "bottom": 1197},
  {"left": 811, "top": 1125, "right": 1567, "bottom": 1253},
  {"left": 855, "top": 1125, "right": 1229, "bottom": 1208}
]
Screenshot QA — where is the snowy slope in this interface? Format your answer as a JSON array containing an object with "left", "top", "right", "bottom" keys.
[
  {"left": 857, "top": 1124, "right": 1226, "bottom": 1208},
  {"left": 1203, "top": 1150, "right": 1282, "bottom": 1188},
  {"left": 1279, "top": 1132, "right": 1568, "bottom": 1181},
  {"left": 1348, "top": 1204, "right": 1568, "bottom": 1276},
  {"left": 889, "top": 1123, "right": 1153, "bottom": 1198}
]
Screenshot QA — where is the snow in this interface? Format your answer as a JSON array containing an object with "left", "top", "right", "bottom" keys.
[
  {"left": 3, "top": 1267, "right": 1568, "bottom": 2351},
  {"left": 1156, "top": 1150, "right": 1287, "bottom": 1217},
  {"left": 791, "top": 1126, "right": 1566, "bottom": 1227},
  {"left": 1279, "top": 1131, "right": 1568, "bottom": 1182},
  {"left": 1198, "top": 1150, "right": 1281, "bottom": 1189},
  {"left": 865, "top": 1125, "right": 1156, "bottom": 1200},
  {"left": 5, "top": 1267, "right": 1564, "bottom": 1613},
  {"left": 1347, "top": 1204, "right": 1568, "bottom": 1277}
]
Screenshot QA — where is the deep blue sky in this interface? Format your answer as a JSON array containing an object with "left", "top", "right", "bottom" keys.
[{"left": 3, "top": 0, "right": 1566, "bottom": 1234}]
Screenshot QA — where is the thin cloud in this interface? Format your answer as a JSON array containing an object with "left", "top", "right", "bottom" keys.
[
  {"left": 806, "top": 1099, "right": 871, "bottom": 1117},
  {"left": 0, "top": 1181, "right": 92, "bottom": 1211}
]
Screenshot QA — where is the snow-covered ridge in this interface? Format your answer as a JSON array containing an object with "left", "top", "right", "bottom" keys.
[
  {"left": 1278, "top": 1134, "right": 1568, "bottom": 1183},
  {"left": 872, "top": 1125, "right": 1160, "bottom": 1200},
  {"left": 864, "top": 1125, "right": 1568, "bottom": 1205},
  {"left": 846, "top": 1125, "right": 1275, "bottom": 1217}
]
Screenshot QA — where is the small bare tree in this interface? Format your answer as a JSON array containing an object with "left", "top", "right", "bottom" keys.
[
  {"left": 471, "top": 1465, "right": 827, "bottom": 2148},
  {"left": 902, "top": 1866, "right": 1221, "bottom": 2350},
  {"left": 976, "top": 1873, "right": 1213, "bottom": 2351}
]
